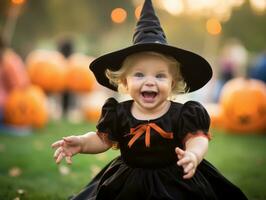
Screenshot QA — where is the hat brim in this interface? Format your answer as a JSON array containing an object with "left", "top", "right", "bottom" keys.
[{"left": 89, "top": 43, "right": 212, "bottom": 92}]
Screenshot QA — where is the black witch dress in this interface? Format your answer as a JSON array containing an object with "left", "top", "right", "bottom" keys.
[{"left": 71, "top": 98, "right": 248, "bottom": 200}]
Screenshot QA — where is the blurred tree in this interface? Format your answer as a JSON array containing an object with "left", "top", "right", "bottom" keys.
[
  {"left": 223, "top": 2, "right": 266, "bottom": 52},
  {"left": 0, "top": 1, "right": 9, "bottom": 15},
  {"left": 0, "top": 0, "right": 265, "bottom": 59},
  {"left": 0, "top": 1, "right": 9, "bottom": 23},
  {"left": 9, "top": 0, "right": 137, "bottom": 57}
]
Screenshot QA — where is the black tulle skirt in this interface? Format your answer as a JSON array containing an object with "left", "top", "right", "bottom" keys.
[{"left": 71, "top": 156, "right": 248, "bottom": 200}]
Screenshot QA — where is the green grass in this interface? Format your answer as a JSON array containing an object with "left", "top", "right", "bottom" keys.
[
  {"left": 0, "top": 121, "right": 265, "bottom": 200},
  {"left": 0, "top": 120, "right": 119, "bottom": 200}
]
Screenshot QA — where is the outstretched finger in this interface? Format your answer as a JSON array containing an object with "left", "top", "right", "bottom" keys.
[
  {"left": 65, "top": 156, "right": 72, "bottom": 165},
  {"left": 177, "top": 153, "right": 182, "bottom": 160},
  {"left": 175, "top": 147, "right": 185, "bottom": 157},
  {"left": 183, "top": 169, "right": 195, "bottom": 179},
  {"left": 51, "top": 140, "right": 64, "bottom": 148},
  {"left": 53, "top": 147, "right": 62, "bottom": 160},
  {"left": 56, "top": 152, "right": 65, "bottom": 164},
  {"left": 63, "top": 136, "right": 76, "bottom": 143},
  {"left": 184, "top": 162, "right": 194, "bottom": 173},
  {"left": 177, "top": 156, "right": 191, "bottom": 166}
]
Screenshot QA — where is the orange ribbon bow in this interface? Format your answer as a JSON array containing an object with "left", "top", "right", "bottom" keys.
[{"left": 127, "top": 123, "right": 173, "bottom": 148}]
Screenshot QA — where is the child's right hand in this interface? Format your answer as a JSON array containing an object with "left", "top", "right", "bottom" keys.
[{"left": 51, "top": 136, "right": 83, "bottom": 165}]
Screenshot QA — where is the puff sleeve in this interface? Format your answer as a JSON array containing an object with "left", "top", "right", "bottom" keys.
[
  {"left": 179, "top": 101, "right": 212, "bottom": 145},
  {"left": 96, "top": 97, "right": 119, "bottom": 146}
]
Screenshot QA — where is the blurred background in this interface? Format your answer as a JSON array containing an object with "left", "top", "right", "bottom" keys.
[{"left": 0, "top": 0, "right": 266, "bottom": 199}]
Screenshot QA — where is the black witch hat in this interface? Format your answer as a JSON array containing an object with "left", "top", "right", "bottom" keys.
[{"left": 89, "top": 0, "right": 212, "bottom": 92}]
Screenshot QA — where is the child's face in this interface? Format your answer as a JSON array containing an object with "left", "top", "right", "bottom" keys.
[{"left": 124, "top": 55, "right": 174, "bottom": 111}]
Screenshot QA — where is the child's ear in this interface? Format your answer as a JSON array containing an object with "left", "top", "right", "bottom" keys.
[
  {"left": 121, "top": 78, "right": 128, "bottom": 90},
  {"left": 171, "top": 80, "right": 176, "bottom": 89}
]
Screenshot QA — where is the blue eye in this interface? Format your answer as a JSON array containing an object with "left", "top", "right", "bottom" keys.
[
  {"left": 133, "top": 72, "right": 144, "bottom": 77},
  {"left": 156, "top": 73, "right": 166, "bottom": 78}
]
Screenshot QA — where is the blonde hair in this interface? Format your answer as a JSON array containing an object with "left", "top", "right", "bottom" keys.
[{"left": 105, "top": 51, "right": 188, "bottom": 94}]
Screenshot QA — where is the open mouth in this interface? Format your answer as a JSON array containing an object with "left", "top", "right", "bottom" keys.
[{"left": 141, "top": 91, "right": 158, "bottom": 102}]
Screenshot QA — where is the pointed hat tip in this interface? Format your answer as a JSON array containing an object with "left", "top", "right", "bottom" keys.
[
  {"left": 133, "top": 0, "right": 166, "bottom": 44},
  {"left": 140, "top": 0, "right": 155, "bottom": 16}
]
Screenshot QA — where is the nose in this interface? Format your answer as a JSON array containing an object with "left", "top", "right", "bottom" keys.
[{"left": 144, "top": 76, "right": 155, "bottom": 86}]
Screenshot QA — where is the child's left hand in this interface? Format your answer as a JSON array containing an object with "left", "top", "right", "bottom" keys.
[{"left": 175, "top": 147, "right": 198, "bottom": 179}]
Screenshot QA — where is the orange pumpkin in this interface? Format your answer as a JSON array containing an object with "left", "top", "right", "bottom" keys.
[
  {"left": 0, "top": 68, "right": 8, "bottom": 110},
  {"left": 85, "top": 109, "right": 101, "bottom": 123},
  {"left": 2, "top": 49, "right": 30, "bottom": 90},
  {"left": 219, "top": 78, "right": 266, "bottom": 133},
  {"left": 82, "top": 91, "right": 109, "bottom": 122},
  {"left": 204, "top": 103, "right": 223, "bottom": 129},
  {"left": 66, "top": 53, "right": 96, "bottom": 92},
  {"left": 4, "top": 85, "right": 48, "bottom": 128},
  {"left": 26, "top": 50, "right": 66, "bottom": 93}
]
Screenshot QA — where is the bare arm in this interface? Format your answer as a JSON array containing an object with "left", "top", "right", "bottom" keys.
[
  {"left": 176, "top": 136, "right": 209, "bottom": 179},
  {"left": 79, "top": 132, "right": 112, "bottom": 154},
  {"left": 185, "top": 136, "right": 209, "bottom": 164}
]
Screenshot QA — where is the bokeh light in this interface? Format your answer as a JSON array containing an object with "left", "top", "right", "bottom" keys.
[
  {"left": 111, "top": 8, "right": 127, "bottom": 24},
  {"left": 206, "top": 18, "right": 222, "bottom": 35},
  {"left": 156, "top": 0, "right": 266, "bottom": 20},
  {"left": 250, "top": 0, "right": 266, "bottom": 14},
  {"left": 135, "top": 5, "right": 142, "bottom": 19},
  {"left": 11, "top": 0, "right": 25, "bottom": 5},
  {"left": 157, "top": 0, "right": 184, "bottom": 15}
]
